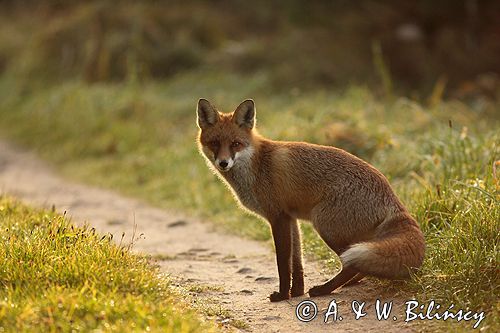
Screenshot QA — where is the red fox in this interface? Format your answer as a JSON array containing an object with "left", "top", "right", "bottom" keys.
[{"left": 196, "top": 98, "right": 425, "bottom": 302}]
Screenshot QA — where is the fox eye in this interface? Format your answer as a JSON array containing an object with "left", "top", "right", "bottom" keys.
[{"left": 231, "top": 141, "right": 241, "bottom": 148}]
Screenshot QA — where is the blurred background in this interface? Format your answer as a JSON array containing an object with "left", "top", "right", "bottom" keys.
[{"left": 0, "top": 0, "right": 499, "bottom": 97}]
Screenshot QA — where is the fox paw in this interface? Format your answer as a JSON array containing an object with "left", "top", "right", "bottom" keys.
[{"left": 269, "top": 291, "right": 291, "bottom": 302}]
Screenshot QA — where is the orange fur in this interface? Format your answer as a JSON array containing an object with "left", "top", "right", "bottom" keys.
[{"left": 196, "top": 99, "right": 425, "bottom": 301}]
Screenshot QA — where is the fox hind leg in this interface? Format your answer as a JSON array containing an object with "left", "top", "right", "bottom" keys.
[
  {"left": 308, "top": 266, "right": 358, "bottom": 297},
  {"left": 343, "top": 272, "right": 366, "bottom": 287}
]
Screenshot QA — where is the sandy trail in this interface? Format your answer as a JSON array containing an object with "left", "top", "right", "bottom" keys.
[{"left": 0, "top": 140, "right": 417, "bottom": 332}]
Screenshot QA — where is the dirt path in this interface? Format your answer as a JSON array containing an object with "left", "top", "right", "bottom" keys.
[{"left": 0, "top": 140, "right": 418, "bottom": 332}]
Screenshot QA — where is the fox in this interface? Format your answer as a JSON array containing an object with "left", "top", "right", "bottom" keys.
[{"left": 196, "top": 98, "right": 425, "bottom": 302}]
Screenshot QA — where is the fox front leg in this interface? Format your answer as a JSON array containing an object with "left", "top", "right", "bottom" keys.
[
  {"left": 269, "top": 215, "right": 293, "bottom": 302},
  {"left": 290, "top": 219, "right": 305, "bottom": 297}
]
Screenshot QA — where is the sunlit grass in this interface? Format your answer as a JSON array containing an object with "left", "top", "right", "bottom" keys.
[
  {"left": 405, "top": 130, "right": 499, "bottom": 331},
  {"left": 0, "top": 196, "right": 216, "bottom": 332}
]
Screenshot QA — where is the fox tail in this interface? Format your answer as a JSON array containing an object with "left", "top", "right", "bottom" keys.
[{"left": 340, "top": 213, "right": 425, "bottom": 279}]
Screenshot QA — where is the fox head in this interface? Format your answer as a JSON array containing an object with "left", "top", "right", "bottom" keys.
[{"left": 196, "top": 98, "right": 256, "bottom": 173}]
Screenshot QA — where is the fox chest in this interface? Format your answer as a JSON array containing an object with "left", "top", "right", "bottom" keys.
[
  {"left": 225, "top": 170, "right": 263, "bottom": 215},
  {"left": 234, "top": 187, "right": 263, "bottom": 214}
]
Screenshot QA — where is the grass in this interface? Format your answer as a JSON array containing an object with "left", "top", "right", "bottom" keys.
[
  {"left": 393, "top": 128, "right": 499, "bottom": 331},
  {"left": 0, "top": 196, "right": 218, "bottom": 332}
]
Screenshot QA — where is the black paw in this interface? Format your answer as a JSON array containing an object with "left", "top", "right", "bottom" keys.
[{"left": 269, "top": 291, "right": 291, "bottom": 302}]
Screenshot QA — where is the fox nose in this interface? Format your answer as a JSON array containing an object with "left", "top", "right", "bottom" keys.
[{"left": 219, "top": 160, "right": 229, "bottom": 168}]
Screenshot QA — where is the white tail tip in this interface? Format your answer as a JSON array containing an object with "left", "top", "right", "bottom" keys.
[{"left": 340, "top": 243, "right": 372, "bottom": 266}]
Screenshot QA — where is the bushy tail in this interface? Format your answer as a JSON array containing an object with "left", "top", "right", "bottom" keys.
[{"left": 340, "top": 214, "right": 425, "bottom": 279}]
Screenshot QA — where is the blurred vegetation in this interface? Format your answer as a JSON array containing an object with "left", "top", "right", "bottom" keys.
[{"left": 0, "top": 0, "right": 499, "bottom": 95}]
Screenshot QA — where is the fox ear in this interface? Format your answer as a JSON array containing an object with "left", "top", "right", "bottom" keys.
[
  {"left": 197, "top": 98, "right": 218, "bottom": 129},
  {"left": 233, "top": 99, "right": 255, "bottom": 129}
]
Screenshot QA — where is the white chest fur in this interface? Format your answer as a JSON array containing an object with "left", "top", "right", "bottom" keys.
[{"left": 224, "top": 146, "right": 263, "bottom": 215}]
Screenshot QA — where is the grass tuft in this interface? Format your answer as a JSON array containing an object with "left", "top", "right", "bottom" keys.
[{"left": 0, "top": 196, "right": 215, "bottom": 332}]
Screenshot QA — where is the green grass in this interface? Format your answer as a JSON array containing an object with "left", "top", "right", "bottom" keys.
[
  {"left": 0, "top": 196, "right": 217, "bottom": 332},
  {"left": 0, "top": 72, "right": 498, "bottom": 331},
  {"left": 406, "top": 130, "right": 500, "bottom": 330}
]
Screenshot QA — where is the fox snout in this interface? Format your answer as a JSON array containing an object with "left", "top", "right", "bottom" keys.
[
  {"left": 213, "top": 143, "right": 235, "bottom": 171},
  {"left": 215, "top": 158, "right": 234, "bottom": 172}
]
